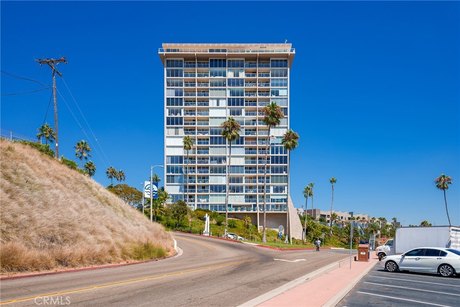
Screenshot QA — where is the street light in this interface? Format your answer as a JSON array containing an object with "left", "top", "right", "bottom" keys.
[
  {"left": 150, "top": 165, "right": 164, "bottom": 222},
  {"left": 349, "top": 211, "right": 354, "bottom": 269}
]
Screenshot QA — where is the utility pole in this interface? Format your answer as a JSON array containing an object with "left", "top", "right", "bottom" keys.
[{"left": 36, "top": 57, "right": 67, "bottom": 159}]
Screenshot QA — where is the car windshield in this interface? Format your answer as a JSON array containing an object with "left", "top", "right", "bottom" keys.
[{"left": 447, "top": 249, "right": 460, "bottom": 256}]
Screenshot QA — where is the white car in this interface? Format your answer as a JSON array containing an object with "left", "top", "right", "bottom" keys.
[{"left": 381, "top": 247, "right": 460, "bottom": 277}]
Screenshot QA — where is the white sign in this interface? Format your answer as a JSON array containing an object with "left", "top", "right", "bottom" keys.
[{"left": 144, "top": 181, "right": 151, "bottom": 198}]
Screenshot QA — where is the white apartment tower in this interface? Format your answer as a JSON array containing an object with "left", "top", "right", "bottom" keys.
[{"left": 159, "top": 43, "right": 301, "bottom": 234}]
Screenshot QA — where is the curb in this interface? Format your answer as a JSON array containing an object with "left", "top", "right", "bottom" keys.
[
  {"left": 238, "top": 260, "right": 341, "bottom": 307},
  {"left": 323, "top": 260, "right": 378, "bottom": 307},
  {"left": 1, "top": 239, "right": 181, "bottom": 281}
]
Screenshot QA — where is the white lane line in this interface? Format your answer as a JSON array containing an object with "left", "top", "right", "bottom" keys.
[
  {"left": 273, "top": 258, "right": 306, "bottom": 263},
  {"left": 364, "top": 281, "right": 460, "bottom": 297},
  {"left": 357, "top": 291, "right": 452, "bottom": 307},
  {"left": 368, "top": 275, "right": 460, "bottom": 288}
]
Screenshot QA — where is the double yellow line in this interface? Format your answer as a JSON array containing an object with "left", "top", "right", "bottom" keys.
[{"left": 0, "top": 260, "right": 245, "bottom": 305}]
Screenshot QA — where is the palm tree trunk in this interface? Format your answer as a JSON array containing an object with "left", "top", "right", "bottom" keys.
[
  {"left": 225, "top": 142, "right": 232, "bottom": 236},
  {"left": 185, "top": 151, "right": 189, "bottom": 206},
  {"left": 330, "top": 185, "right": 334, "bottom": 233},
  {"left": 285, "top": 151, "right": 290, "bottom": 244},
  {"left": 303, "top": 197, "right": 308, "bottom": 243},
  {"left": 262, "top": 127, "right": 270, "bottom": 243},
  {"left": 443, "top": 190, "right": 451, "bottom": 226}
]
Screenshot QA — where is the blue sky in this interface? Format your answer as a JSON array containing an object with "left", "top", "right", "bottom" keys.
[{"left": 2, "top": 1, "right": 459, "bottom": 226}]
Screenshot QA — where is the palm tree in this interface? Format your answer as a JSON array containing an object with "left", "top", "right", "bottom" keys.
[
  {"left": 221, "top": 117, "right": 241, "bottom": 236},
  {"left": 329, "top": 177, "right": 337, "bottom": 234},
  {"left": 262, "top": 102, "right": 284, "bottom": 243},
  {"left": 281, "top": 129, "right": 299, "bottom": 243},
  {"left": 303, "top": 185, "right": 312, "bottom": 242},
  {"left": 116, "top": 170, "right": 126, "bottom": 182},
  {"left": 308, "top": 182, "right": 315, "bottom": 213},
  {"left": 84, "top": 161, "right": 96, "bottom": 177},
  {"left": 183, "top": 136, "right": 193, "bottom": 206},
  {"left": 106, "top": 166, "right": 117, "bottom": 186},
  {"left": 75, "top": 140, "right": 91, "bottom": 161},
  {"left": 152, "top": 174, "right": 161, "bottom": 184},
  {"left": 36, "top": 123, "right": 56, "bottom": 145},
  {"left": 435, "top": 174, "right": 452, "bottom": 226}
]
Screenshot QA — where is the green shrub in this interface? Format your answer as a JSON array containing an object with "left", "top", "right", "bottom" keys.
[
  {"left": 18, "top": 141, "right": 54, "bottom": 158},
  {"left": 131, "top": 242, "right": 166, "bottom": 260},
  {"left": 60, "top": 157, "right": 78, "bottom": 170},
  {"left": 228, "top": 219, "right": 237, "bottom": 228}
]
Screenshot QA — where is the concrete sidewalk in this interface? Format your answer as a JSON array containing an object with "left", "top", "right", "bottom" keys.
[{"left": 243, "top": 255, "right": 378, "bottom": 307}]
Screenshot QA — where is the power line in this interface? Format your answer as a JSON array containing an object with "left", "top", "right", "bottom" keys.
[
  {"left": 1, "top": 70, "right": 49, "bottom": 87},
  {"left": 2, "top": 87, "right": 50, "bottom": 96},
  {"left": 42, "top": 91, "right": 54, "bottom": 125},
  {"left": 61, "top": 77, "right": 112, "bottom": 168},
  {"left": 56, "top": 87, "right": 111, "bottom": 169}
]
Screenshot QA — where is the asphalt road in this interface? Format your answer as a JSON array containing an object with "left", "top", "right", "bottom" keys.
[
  {"left": 1, "top": 233, "right": 347, "bottom": 306},
  {"left": 338, "top": 263, "right": 460, "bottom": 307}
]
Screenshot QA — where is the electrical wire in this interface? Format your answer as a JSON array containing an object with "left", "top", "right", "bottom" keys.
[
  {"left": 1, "top": 87, "right": 50, "bottom": 96},
  {"left": 1, "top": 70, "right": 49, "bottom": 87},
  {"left": 42, "top": 91, "right": 53, "bottom": 125},
  {"left": 56, "top": 87, "right": 111, "bottom": 169},
  {"left": 60, "top": 77, "right": 112, "bottom": 167}
]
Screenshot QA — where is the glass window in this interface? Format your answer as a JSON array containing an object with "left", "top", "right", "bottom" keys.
[
  {"left": 210, "top": 185, "right": 226, "bottom": 193},
  {"left": 210, "top": 59, "right": 226, "bottom": 67},
  {"left": 271, "top": 156, "right": 287, "bottom": 164},
  {"left": 167, "top": 79, "right": 183, "bottom": 87},
  {"left": 270, "top": 59, "right": 288, "bottom": 67},
  {"left": 271, "top": 88, "right": 288, "bottom": 97},
  {"left": 271, "top": 69, "right": 288, "bottom": 77},
  {"left": 424, "top": 249, "right": 442, "bottom": 257},
  {"left": 228, "top": 60, "right": 244, "bottom": 68},
  {"left": 210, "top": 68, "right": 226, "bottom": 77},
  {"left": 228, "top": 79, "right": 244, "bottom": 87},
  {"left": 210, "top": 137, "right": 225, "bottom": 145},
  {"left": 166, "top": 59, "right": 184, "bottom": 67},
  {"left": 210, "top": 166, "right": 226, "bottom": 174},
  {"left": 230, "top": 166, "right": 244, "bottom": 174},
  {"left": 166, "top": 98, "right": 183, "bottom": 106},
  {"left": 447, "top": 249, "right": 460, "bottom": 256},
  {"left": 229, "top": 89, "right": 244, "bottom": 97},
  {"left": 271, "top": 79, "right": 288, "bottom": 87},
  {"left": 230, "top": 108, "right": 242, "bottom": 116},
  {"left": 228, "top": 98, "right": 244, "bottom": 106},
  {"left": 167, "top": 69, "right": 183, "bottom": 77},
  {"left": 405, "top": 249, "right": 424, "bottom": 257},
  {"left": 166, "top": 117, "right": 183, "bottom": 126},
  {"left": 167, "top": 156, "right": 183, "bottom": 164},
  {"left": 210, "top": 80, "right": 226, "bottom": 87},
  {"left": 166, "top": 166, "right": 183, "bottom": 174}
]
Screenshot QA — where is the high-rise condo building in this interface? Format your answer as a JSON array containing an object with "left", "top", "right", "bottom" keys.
[{"left": 159, "top": 43, "right": 302, "bottom": 237}]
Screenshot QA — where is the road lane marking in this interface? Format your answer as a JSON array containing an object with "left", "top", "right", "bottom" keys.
[
  {"left": 357, "top": 291, "right": 452, "bottom": 307},
  {"left": 0, "top": 260, "right": 247, "bottom": 305},
  {"left": 273, "top": 258, "right": 306, "bottom": 263},
  {"left": 364, "top": 281, "right": 460, "bottom": 297},
  {"left": 368, "top": 275, "right": 460, "bottom": 288}
]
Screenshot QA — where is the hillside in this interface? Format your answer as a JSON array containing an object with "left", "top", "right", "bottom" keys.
[{"left": 0, "top": 140, "right": 174, "bottom": 273}]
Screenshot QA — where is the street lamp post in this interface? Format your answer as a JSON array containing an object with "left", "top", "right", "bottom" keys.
[
  {"left": 150, "top": 165, "right": 164, "bottom": 222},
  {"left": 349, "top": 211, "right": 354, "bottom": 269}
]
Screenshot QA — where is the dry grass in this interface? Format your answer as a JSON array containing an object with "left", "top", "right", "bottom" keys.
[{"left": 0, "top": 140, "right": 174, "bottom": 273}]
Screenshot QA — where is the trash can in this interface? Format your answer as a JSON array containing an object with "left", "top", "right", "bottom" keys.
[{"left": 357, "top": 244, "right": 369, "bottom": 262}]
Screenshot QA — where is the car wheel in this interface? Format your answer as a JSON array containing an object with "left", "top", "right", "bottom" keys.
[
  {"left": 385, "top": 260, "right": 398, "bottom": 272},
  {"left": 438, "top": 264, "right": 455, "bottom": 277},
  {"left": 378, "top": 253, "right": 385, "bottom": 261}
]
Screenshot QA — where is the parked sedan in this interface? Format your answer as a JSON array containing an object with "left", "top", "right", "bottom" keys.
[{"left": 381, "top": 247, "right": 460, "bottom": 277}]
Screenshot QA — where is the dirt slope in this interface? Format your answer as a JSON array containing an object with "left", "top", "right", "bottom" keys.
[{"left": 0, "top": 140, "right": 173, "bottom": 273}]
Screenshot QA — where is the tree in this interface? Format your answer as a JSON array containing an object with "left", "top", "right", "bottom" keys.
[
  {"left": 308, "top": 182, "right": 315, "bottom": 212},
  {"left": 329, "top": 177, "right": 337, "bottom": 234},
  {"left": 106, "top": 166, "right": 117, "bottom": 186},
  {"left": 107, "top": 184, "right": 142, "bottom": 207},
  {"left": 420, "top": 220, "right": 432, "bottom": 227},
  {"left": 170, "top": 200, "right": 189, "bottom": 228},
  {"left": 152, "top": 174, "right": 161, "bottom": 184},
  {"left": 221, "top": 117, "right": 241, "bottom": 236},
  {"left": 281, "top": 129, "right": 299, "bottom": 243},
  {"left": 84, "top": 161, "right": 96, "bottom": 177},
  {"left": 116, "top": 170, "right": 126, "bottom": 182},
  {"left": 303, "top": 185, "right": 312, "bottom": 242},
  {"left": 36, "top": 123, "right": 56, "bottom": 145},
  {"left": 75, "top": 140, "right": 91, "bottom": 161},
  {"left": 261, "top": 102, "right": 284, "bottom": 243},
  {"left": 183, "top": 136, "right": 193, "bottom": 207},
  {"left": 435, "top": 174, "right": 452, "bottom": 226}
]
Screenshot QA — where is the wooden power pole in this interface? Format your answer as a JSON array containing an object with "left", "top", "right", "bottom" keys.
[{"left": 36, "top": 57, "right": 67, "bottom": 159}]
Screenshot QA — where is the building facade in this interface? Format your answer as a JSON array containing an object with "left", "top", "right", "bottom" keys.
[
  {"left": 303, "top": 209, "right": 370, "bottom": 225},
  {"left": 159, "top": 43, "right": 298, "bottom": 231}
]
